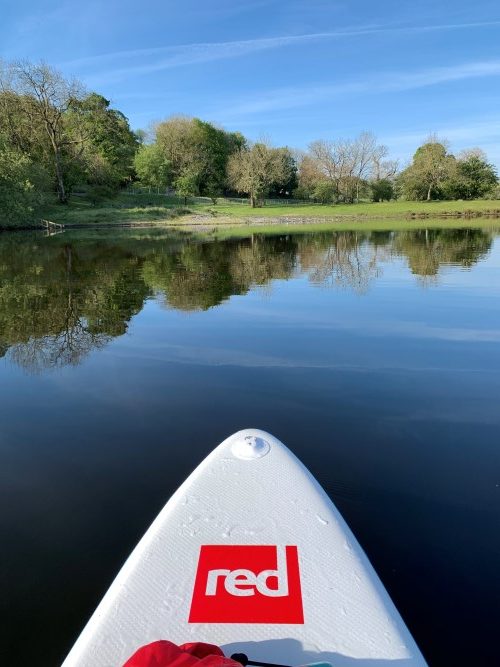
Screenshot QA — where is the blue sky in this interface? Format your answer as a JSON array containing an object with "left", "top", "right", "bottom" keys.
[{"left": 2, "top": 0, "right": 500, "bottom": 166}]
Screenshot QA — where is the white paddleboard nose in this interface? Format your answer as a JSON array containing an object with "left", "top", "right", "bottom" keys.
[
  {"left": 230, "top": 430, "right": 272, "bottom": 460},
  {"left": 63, "top": 428, "right": 428, "bottom": 667}
]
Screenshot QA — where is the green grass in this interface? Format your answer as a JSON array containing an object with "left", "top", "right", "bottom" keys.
[
  {"left": 41, "top": 195, "right": 189, "bottom": 227},
  {"left": 41, "top": 193, "right": 500, "bottom": 230},
  {"left": 195, "top": 197, "right": 500, "bottom": 219}
]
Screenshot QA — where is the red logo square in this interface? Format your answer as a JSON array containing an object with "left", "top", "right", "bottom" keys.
[{"left": 189, "top": 545, "right": 304, "bottom": 624}]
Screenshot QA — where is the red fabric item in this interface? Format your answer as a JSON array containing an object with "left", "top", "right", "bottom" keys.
[
  {"left": 181, "top": 644, "right": 225, "bottom": 659},
  {"left": 123, "top": 640, "right": 240, "bottom": 667}
]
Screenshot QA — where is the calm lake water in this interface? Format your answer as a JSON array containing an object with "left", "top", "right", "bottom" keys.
[{"left": 1, "top": 227, "right": 499, "bottom": 666}]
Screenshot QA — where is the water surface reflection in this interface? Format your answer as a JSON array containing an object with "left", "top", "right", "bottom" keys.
[{"left": 0, "top": 228, "right": 493, "bottom": 371}]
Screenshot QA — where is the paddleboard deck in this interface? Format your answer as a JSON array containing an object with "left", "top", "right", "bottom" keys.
[{"left": 63, "top": 429, "right": 427, "bottom": 666}]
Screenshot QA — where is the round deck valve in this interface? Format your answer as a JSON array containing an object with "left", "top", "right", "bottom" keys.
[{"left": 231, "top": 434, "right": 271, "bottom": 460}]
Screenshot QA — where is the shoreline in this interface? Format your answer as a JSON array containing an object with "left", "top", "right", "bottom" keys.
[
  {"left": 3, "top": 215, "right": 500, "bottom": 236},
  {"left": 3, "top": 205, "right": 500, "bottom": 234}
]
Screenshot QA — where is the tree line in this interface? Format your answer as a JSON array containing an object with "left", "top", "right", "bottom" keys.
[{"left": 1, "top": 60, "right": 498, "bottom": 226}]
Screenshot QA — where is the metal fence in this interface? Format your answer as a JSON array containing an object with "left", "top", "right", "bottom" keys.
[{"left": 124, "top": 187, "right": 319, "bottom": 206}]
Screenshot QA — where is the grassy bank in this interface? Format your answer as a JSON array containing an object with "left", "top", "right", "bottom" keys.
[
  {"left": 195, "top": 197, "right": 500, "bottom": 219},
  {"left": 40, "top": 196, "right": 190, "bottom": 227},
  {"left": 38, "top": 193, "right": 500, "bottom": 231}
]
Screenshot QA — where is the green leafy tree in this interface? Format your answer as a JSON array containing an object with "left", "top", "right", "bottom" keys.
[
  {"left": 448, "top": 150, "right": 497, "bottom": 199},
  {"left": 67, "top": 93, "right": 139, "bottom": 188},
  {"left": 191, "top": 119, "right": 241, "bottom": 199},
  {"left": 0, "top": 82, "right": 53, "bottom": 180},
  {"left": 370, "top": 178, "right": 394, "bottom": 202},
  {"left": 227, "top": 142, "right": 290, "bottom": 207},
  {"left": 0, "top": 145, "right": 49, "bottom": 227},
  {"left": 134, "top": 143, "right": 172, "bottom": 189},
  {"left": 154, "top": 116, "right": 244, "bottom": 197},
  {"left": 84, "top": 153, "right": 120, "bottom": 205},
  {"left": 175, "top": 168, "right": 199, "bottom": 205},
  {"left": 268, "top": 147, "right": 298, "bottom": 197},
  {"left": 0, "top": 61, "right": 87, "bottom": 203},
  {"left": 398, "top": 141, "right": 455, "bottom": 201},
  {"left": 1, "top": 63, "right": 139, "bottom": 206},
  {"left": 312, "top": 181, "right": 336, "bottom": 203},
  {"left": 155, "top": 116, "right": 196, "bottom": 177}
]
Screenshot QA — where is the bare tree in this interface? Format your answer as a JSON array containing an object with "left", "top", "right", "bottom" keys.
[
  {"left": 351, "top": 132, "right": 378, "bottom": 201},
  {"left": 376, "top": 158, "right": 399, "bottom": 180},
  {"left": 457, "top": 147, "right": 487, "bottom": 161},
  {"left": 307, "top": 133, "right": 390, "bottom": 203},
  {"left": 308, "top": 139, "right": 345, "bottom": 201}
]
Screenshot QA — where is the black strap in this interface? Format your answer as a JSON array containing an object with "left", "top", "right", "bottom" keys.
[{"left": 231, "top": 653, "right": 292, "bottom": 667}]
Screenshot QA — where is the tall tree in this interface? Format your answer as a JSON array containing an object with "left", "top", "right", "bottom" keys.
[
  {"left": 0, "top": 143, "right": 49, "bottom": 226},
  {"left": 67, "top": 93, "right": 138, "bottom": 187},
  {"left": 227, "top": 142, "right": 291, "bottom": 207},
  {"left": 191, "top": 118, "right": 244, "bottom": 200},
  {"left": 174, "top": 168, "right": 199, "bottom": 205},
  {"left": 268, "top": 147, "right": 298, "bottom": 197},
  {"left": 351, "top": 132, "right": 383, "bottom": 202},
  {"left": 153, "top": 115, "right": 244, "bottom": 198},
  {"left": 307, "top": 133, "right": 388, "bottom": 203},
  {"left": 448, "top": 149, "right": 497, "bottom": 199},
  {"left": 370, "top": 178, "right": 394, "bottom": 202},
  {"left": 308, "top": 139, "right": 345, "bottom": 201},
  {"left": 0, "top": 61, "right": 87, "bottom": 203},
  {"left": 155, "top": 116, "right": 196, "bottom": 178},
  {"left": 134, "top": 143, "right": 172, "bottom": 189},
  {"left": 398, "top": 140, "right": 455, "bottom": 201}
]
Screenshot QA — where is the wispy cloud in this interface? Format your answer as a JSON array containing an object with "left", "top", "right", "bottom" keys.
[
  {"left": 64, "top": 20, "right": 500, "bottom": 85},
  {"left": 104, "top": 317, "right": 500, "bottom": 372},
  {"left": 213, "top": 60, "right": 500, "bottom": 119},
  {"left": 382, "top": 118, "right": 500, "bottom": 148},
  {"left": 375, "top": 115, "right": 500, "bottom": 168},
  {"left": 108, "top": 59, "right": 500, "bottom": 121}
]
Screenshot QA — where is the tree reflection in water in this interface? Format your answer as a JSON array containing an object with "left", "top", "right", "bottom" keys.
[
  {"left": 298, "top": 231, "right": 385, "bottom": 293},
  {"left": 392, "top": 228, "right": 493, "bottom": 282},
  {"left": 0, "top": 228, "right": 494, "bottom": 371}
]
